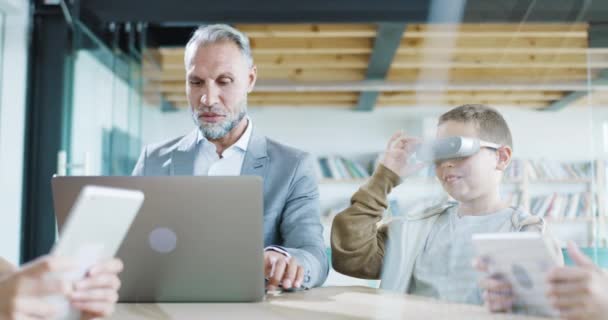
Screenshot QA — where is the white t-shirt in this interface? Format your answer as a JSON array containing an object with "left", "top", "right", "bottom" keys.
[{"left": 409, "top": 206, "right": 527, "bottom": 304}]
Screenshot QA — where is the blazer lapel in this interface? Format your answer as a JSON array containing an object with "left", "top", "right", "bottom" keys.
[
  {"left": 241, "top": 129, "right": 269, "bottom": 178},
  {"left": 170, "top": 129, "right": 198, "bottom": 176}
]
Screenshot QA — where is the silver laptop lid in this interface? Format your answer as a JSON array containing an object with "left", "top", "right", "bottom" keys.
[{"left": 51, "top": 176, "right": 264, "bottom": 303}]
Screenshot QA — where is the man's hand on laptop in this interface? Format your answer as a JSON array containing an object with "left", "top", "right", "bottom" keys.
[{"left": 264, "top": 251, "right": 303, "bottom": 291}]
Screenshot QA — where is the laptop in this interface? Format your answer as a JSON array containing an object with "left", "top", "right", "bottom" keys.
[{"left": 51, "top": 176, "right": 264, "bottom": 303}]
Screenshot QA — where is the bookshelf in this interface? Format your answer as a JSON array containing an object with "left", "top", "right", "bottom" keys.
[{"left": 316, "top": 156, "right": 606, "bottom": 247}]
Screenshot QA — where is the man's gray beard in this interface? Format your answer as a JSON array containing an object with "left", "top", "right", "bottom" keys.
[{"left": 193, "top": 109, "right": 247, "bottom": 140}]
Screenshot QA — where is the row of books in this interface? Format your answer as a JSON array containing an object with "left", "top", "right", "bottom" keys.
[
  {"left": 317, "top": 155, "right": 594, "bottom": 182},
  {"left": 504, "top": 191, "right": 523, "bottom": 208},
  {"left": 316, "top": 156, "right": 371, "bottom": 179},
  {"left": 530, "top": 192, "right": 595, "bottom": 219},
  {"left": 505, "top": 159, "right": 525, "bottom": 180},
  {"left": 527, "top": 161, "right": 592, "bottom": 181},
  {"left": 369, "top": 155, "right": 437, "bottom": 179}
]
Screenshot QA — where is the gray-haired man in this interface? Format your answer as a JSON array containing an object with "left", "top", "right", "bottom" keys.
[{"left": 132, "top": 24, "right": 329, "bottom": 290}]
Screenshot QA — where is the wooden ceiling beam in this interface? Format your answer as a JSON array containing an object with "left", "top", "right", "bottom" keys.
[
  {"left": 161, "top": 53, "right": 371, "bottom": 69},
  {"left": 377, "top": 100, "right": 549, "bottom": 108},
  {"left": 387, "top": 68, "right": 594, "bottom": 81},
  {"left": 159, "top": 47, "right": 608, "bottom": 57},
  {"left": 400, "top": 37, "right": 587, "bottom": 49},
  {"left": 234, "top": 24, "right": 377, "bottom": 38},
  {"left": 378, "top": 92, "right": 564, "bottom": 101},
  {"left": 145, "top": 80, "right": 608, "bottom": 93}
]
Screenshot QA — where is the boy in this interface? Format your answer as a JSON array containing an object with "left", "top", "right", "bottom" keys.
[{"left": 331, "top": 104, "right": 562, "bottom": 308}]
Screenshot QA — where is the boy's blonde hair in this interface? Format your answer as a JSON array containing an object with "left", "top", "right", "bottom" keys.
[{"left": 438, "top": 104, "right": 513, "bottom": 150}]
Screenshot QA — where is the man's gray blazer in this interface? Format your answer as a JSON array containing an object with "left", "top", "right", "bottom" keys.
[{"left": 132, "top": 128, "right": 329, "bottom": 288}]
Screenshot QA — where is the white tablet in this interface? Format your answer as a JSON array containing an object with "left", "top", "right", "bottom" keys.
[
  {"left": 472, "top": 232, "right": 561, "bottom": 317},
  {"left": 50, "top": 185, "right": 144, "bottom": 319}
]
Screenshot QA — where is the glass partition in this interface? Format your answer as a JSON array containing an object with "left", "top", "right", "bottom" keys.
[{"left": 61, "top": 21, "right": 149, "bottom": 176}]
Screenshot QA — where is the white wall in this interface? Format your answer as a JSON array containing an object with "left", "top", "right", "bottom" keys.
[
  {"left": 142, "top": 107, "right": 420, "bottom": 157},
  {"left": 141, "top": 104, "right": 608, "bottom": 162},
  {"left": 141, "top": 103, "right": 187, "bottom": 147},
  {"left": 0, "top": 6, "right": 29, "bottom": 265}
]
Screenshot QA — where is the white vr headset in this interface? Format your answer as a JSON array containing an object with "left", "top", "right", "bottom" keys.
[{"left": 416, "top": 136, "right": 501, "bottom": 162}]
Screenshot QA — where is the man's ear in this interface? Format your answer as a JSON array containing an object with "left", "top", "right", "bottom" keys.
[
  {"left": 496, "top": 146, "right": 513, "bottom": 171},
  {"left": 247, "top": 65, "right": 257, "bottom": 93}
]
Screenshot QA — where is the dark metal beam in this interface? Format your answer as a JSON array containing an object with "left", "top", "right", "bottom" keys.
[
  {"left": 589, "top": 23, "right": 608, "bottom": 48},
  {"left": 79, "top": 0, "right": 608, "bottom": 24},
  {"left": 465, "top": 0, "right": 597, "bottom": 23},
  {"left": 544, "top": 71, "right": 608, "bottom": 111},
  {"left": 21, "top": 3, "right": 72, "bottom": 263},
  {"left": 146, "top": 25, "right": 194, "bottom": 47},
  {"left": 356, "top": 23, "right": 406, "bottom": 111},
  {"left": 80, "top": 0, "right": 431, "bottom": 24},
  {"left": 543, "top": 92, "right": 588, "bottom": 111}
]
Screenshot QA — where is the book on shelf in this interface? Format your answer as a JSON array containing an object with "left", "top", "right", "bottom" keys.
[
  {"left": 505, "top": 159, "right": 525, "bottom": 181},
  {"left": 316, "top": 156, "right": 371, "bottom": 180},
  {"left": 526, "top": 160, "right": 592, "bottom": 181},
  {"left": 503, "top": 191, "right": 523, "bottom": 208},
  {"left": 529, "top": 192, "right": 595, "bottom": 220}
]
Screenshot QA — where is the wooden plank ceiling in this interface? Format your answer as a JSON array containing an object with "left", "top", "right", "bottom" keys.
[{"left": 144, "top": 23, "right": 608, "bottom": 110}]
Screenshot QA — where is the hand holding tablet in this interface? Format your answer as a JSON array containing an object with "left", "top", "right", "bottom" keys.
[
  {"left": 472, "top": 232, "right": 562, "bottom": 317},
  {"left": 49, "top": 186, "right": 144, "bottom": 320}
]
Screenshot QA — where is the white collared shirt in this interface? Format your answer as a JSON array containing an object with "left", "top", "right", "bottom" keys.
[
  {"left": 193, "top": 118, "right": 253, "bottom": 176},
  {"left": 192, "top": 118, "right": 290, "bottom": 258}
]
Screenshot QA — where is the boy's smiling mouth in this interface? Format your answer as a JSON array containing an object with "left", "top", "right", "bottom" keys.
[{"left": 443, "top": 174, "right": 462, "bottom": 184}]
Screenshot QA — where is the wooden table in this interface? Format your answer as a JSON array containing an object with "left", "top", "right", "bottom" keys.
[{"left": 110, "top": 286, "right": 547, "bottom": 319}]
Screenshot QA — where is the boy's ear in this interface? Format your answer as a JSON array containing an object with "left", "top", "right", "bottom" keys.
[{"left": 496, "top": 146, "right": 512, "bottom": 171}]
